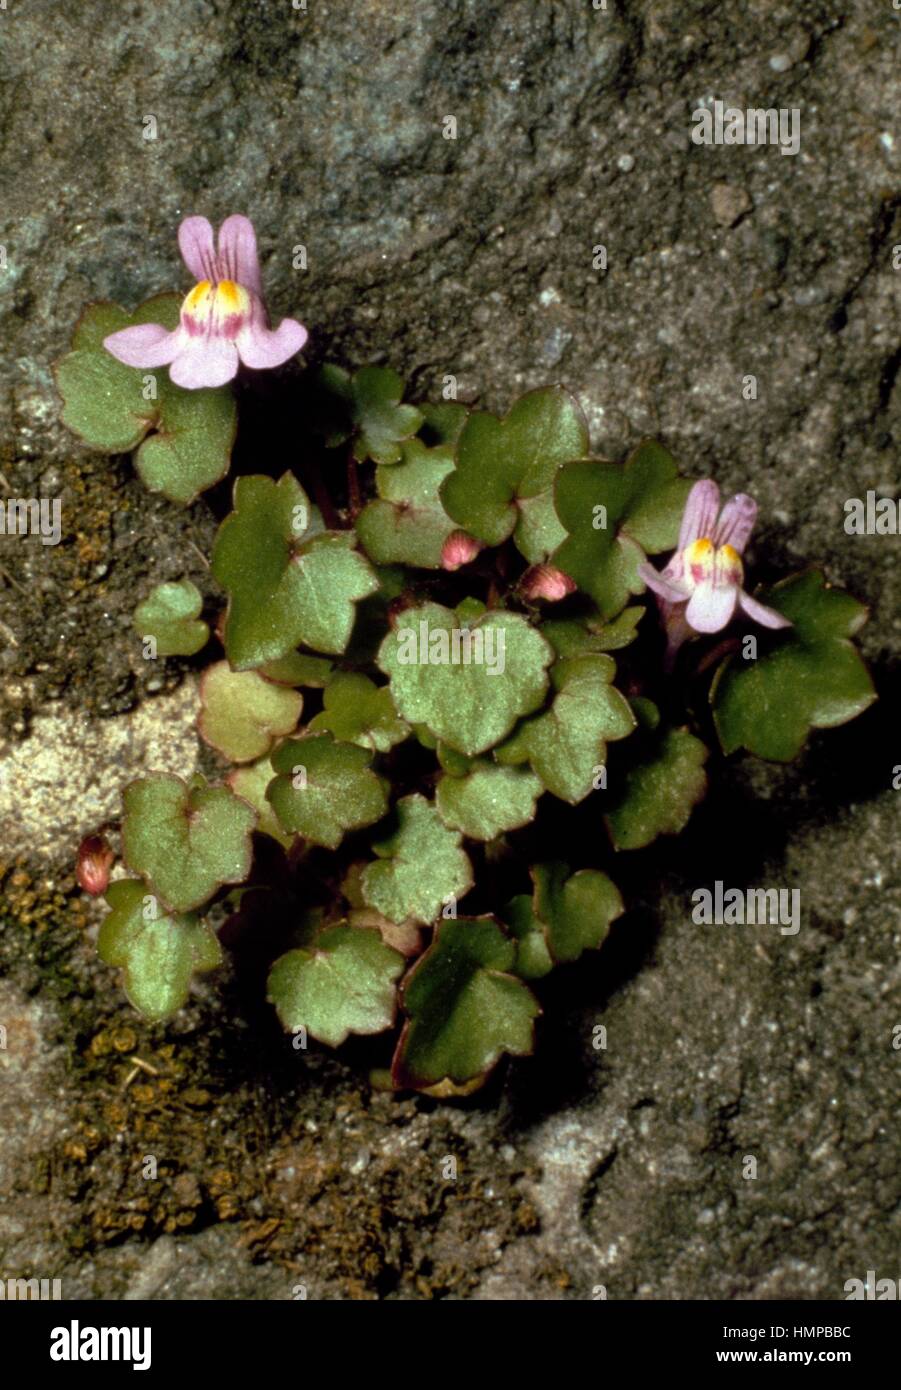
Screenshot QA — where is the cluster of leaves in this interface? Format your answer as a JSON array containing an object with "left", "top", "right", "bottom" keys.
[{"left": 56, "top": 314, "right": 876, "bottom": 1095}]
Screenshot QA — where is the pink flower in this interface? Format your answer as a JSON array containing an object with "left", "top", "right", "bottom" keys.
[
  {"left": 76, "top": 833, "right": 114, "bottom": 896},
  {"left": 520, "top": 564, "right": 577, "bottom": 602},
  {"left": 103, "top": 215, "right": 308, "bottom": 389},
  {"left": 639, "top": 479, "right": 790, "bottom": 664},
  {"left": 441, "top": 530, "right": 483, "bottom": 571}
]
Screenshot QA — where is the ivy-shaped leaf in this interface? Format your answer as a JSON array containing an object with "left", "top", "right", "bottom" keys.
[
  {"left": 514, "top": 488, "right": 569, "bottom": 564},
  {"left": 501, "top": 895, "right": 555, "bottom": 980},
  {"left": 267, "top": 732, "right": 388, "bottom": 850},
  {"left": 199, "top": 661, "right": 303, "bottom": 763},
  {"left": 541, "top": 607, "right": 644, "bottom": 659},
  {"left": 55, "top": 297, "right": 237, "bottom": 504},
  {"left": 711, "top": 570, "right": 876, "bottom": 762},
  {"left": 440, "top": 387, "right": 589, "bottom": 548},
  {"left": 436, "top": 761, "right": 543, "bottom": 841},
  {"left": 417, "top": 401, "right": 469, "bottom": 447},
  {"left": 378, "top": 601, "right": 553, "bottom": 756},
  {"left": 228, "top": 757, "right": 294, "bottom": 849},
  {"left": 604, "top": 728, "right": 708, "bottom": 850},
  {"left": 99, "top": 879, "right": 223, "bottom": 1021},
  {"left": 211, "top": 473, "right": 379, "bottom": 669},
  {"left": 258, "top": 651, "right": 334, "bottom": 688},
  {"left": 391, "top": 918, "right": 541, "bottom": 1090},
  {"left": 308, "top": 672, "right": 409, "bottom": 752},
  {"left": 267, "top": 924, "right": 405, "bottom": 1047},
  {"left": 314, "top": 364, "right": 423, "bottom": 464},
  {"left": 531, "top": 862, "right": 623, "bottom": 964},
  {"left": 361, "top": 794, "right": 473, "bottom": 925},
  {"left": 356, "top": 438, "right": 457, "bottom": 568},
  {"left": 121, "top": 773, "right": 257, "bottom": 912},
  {"left": 553, "top": 441, "right": 692, "bottom": 619},
  {"left": 496, "top": 654, "right": 635, "bottom": 803},
  {"left": 133, "top": 579, "right": 209, "bottom": 657}
]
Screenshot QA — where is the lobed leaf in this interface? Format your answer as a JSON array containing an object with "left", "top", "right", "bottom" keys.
[
  {"left": 133, "top": 579, "right": 209, "bottom": 657},
  {"left": 56, "top": 296, "right": 237, "bottom": 504},
  {"left": 378, "top": 601, "right": 553, "bottom": 756},
  {"left": 268, "top": 923, "right": 405, "bottom": 1047},
  {"left": 356, "top": 438, "right": 457, "bottom": 568},
  {"left": 211, "top": 472, "right": 379, "bottom": 669},
  {"left": 391, "top": 917, "right": 541, "bottom": 1090},
  {"left": 99, "top": 878, "right": 222, "bottom": 1021},
  {"left": 496, "top": 654, "right": 635, "bottom": 803},
  {"left": 308, "top": 671, "right": 409, "bottom": 753},
  {"left": 199, "top": 661, "right": 303, "bottom": 763},
  {"left": 436, "top": 760, "right": 544, "bottom": 840},
  {"left": 267, "top": 732, "right": 388, "bottom": 850},
  {"left": 711, "top": 570, "right": 876, "bottom": 762},
  {"left": 440, "top": 386, "right": 589, "bottom": 548},
  {"left": 361, "top": 794, "right": 473, "bottom": 925},
  {"left": 121, "top": 773, "right": 257, "bottom": 912},
  {"left": 604, "top": 727, "right": 708, "bottom": 850},
  {"left": 553, "top": 441, "right": 692, "bottom": 618}
]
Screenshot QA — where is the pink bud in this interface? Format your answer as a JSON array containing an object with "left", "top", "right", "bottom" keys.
[
  {"left": 441, "top": 530, "right": 482, "bottom": 571},
  {"left": 76, "top": 834, "right": 114, "bottom": 896},
  {"left": 520, "top": 564, "right": 577, "bottom": 602}
]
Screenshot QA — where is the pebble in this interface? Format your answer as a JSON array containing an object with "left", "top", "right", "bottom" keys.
[{"left": 711, "top": 182, "right": 752, "bottom": 228}]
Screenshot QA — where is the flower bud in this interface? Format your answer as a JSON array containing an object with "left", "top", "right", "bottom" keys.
[
  {"left": 441, "top": 530, "right": 482, "bottom": 571},
  {"left": 76, "top": 834, "right": 114, "bottom": 896},
  {"left": 520, "top": 564, "right": 577, "bottom": 602}
]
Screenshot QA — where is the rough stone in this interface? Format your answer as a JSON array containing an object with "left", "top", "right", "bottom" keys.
[{"left": 0, "top": 0, "right": 898, "bottom": 1301}]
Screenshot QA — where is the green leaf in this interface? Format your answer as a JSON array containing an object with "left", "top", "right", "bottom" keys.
[
  {"left": 56, "top": 299, "right": 173, "bottom": 452},
  {"left": 133, "top": 579, "right": 209, "bottom": 657},
  {"left": 361, "top": 794, "right": 473, "bottom": 925},
  {"left": 56, "top": 297, "right": 237, "bottom": 504},
  {"left": 135, "top": 376, "right": 238, "bottom": 505},
  {"left": 541, "top": 607, "right": 644, "bottom": 658},
  {"left": 502, "top": 863, "right": 622, "bottom": 977},
  {"left": 496, "top": 654, "right": 635, "bottom": 803},
  {"left": 99, "top": 879, "right": 222, "bottom": 1021},
  {"left": 553, "top": 441, "right": 692, "bottom": 619},
  {"left": 378, "top": 601, "right": 553, "bottom": 755},
  {"left": 604, "top": 728, "right": 708, "bottom": 850},
  {"left": 711, "top": 570, "right": 876, "bottom": 761},
  {"left": 267, "top": 732, "right": 388, "bottom": 850},
  {"left": 356, "top": 438, "right": 457, "bottom": 568},
  {"left": 228, "top": 757, "right": 295, "bottom": 849},
  {"left": 308, "top": 672, "right": 409, "bottom": 752},
  {"left": 258, "top": 651, "right": 334, "bottom": 688},
  {"left": 530, "top": 862, "right": 623, "bottom": 964},
  {"left": 211, "top": 473, "right": 379, "bottom": 668},
  {"left": 199, "top": 661, "right": 303, "bottom": 763},
  {"left": 418, "top": 401, "right": 469, "bottom": 447},
  {"left": 314, "top": 364, "right": 423, "bottom": 464},
  {"left": 440, "top": 387, "right": 589, "bottom": 546},
  {"left": 391, "top": 918, "right": 541, "bottom": 1089},
  {"left": 267, "top": 923, "right": 405, "bottom": 1047},
  {"left": 121, "top": 774, "right": 257, "bottom": 913},
  {"left": 513, "top": 487, "right": 568, "bottom": 564},
  {"left": 502, "top": 895, "right": 555, "bottom": 980},
  {"left": 436, "top": 761, "right": 543, "bottom": 840}
]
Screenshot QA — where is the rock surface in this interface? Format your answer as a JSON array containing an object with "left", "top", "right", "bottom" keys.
[{"left": 0, "top": 0, "right": 899, "bottom": 1299}]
